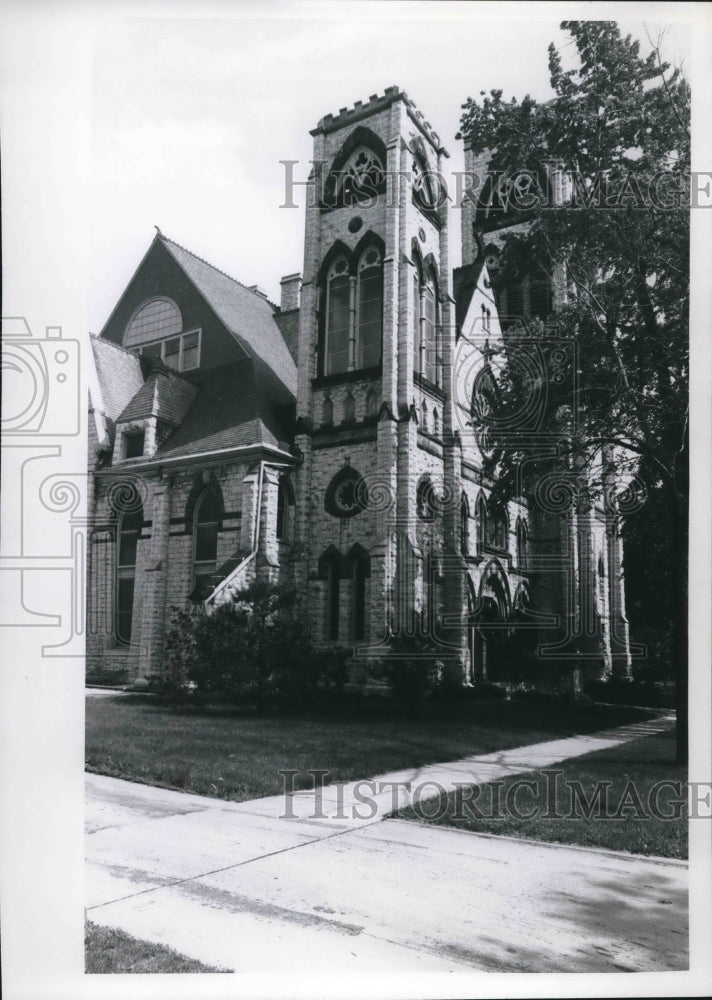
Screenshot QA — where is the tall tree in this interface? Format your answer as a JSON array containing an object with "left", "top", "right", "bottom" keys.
[{"left": 459, "top": 21, "right": 689, "bottom": 760}]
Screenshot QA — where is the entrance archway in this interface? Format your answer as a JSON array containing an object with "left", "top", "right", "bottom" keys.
[{"left": 472, "top": 561, "right": 511, "bottom": 682}]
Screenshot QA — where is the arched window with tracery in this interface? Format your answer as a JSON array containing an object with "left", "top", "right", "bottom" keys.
[
  {"left": 115, "top": 500, "right": 143, "bottom": 645},
  {"left": 356, "top": 246, "right": 383, "bottom": 369},
  {"left": 337, "top": 146, "right": 385, "bottom": 205},
  {"left": 192, "top": 486, "right": 221, "bottom": 598},
  {"left": 322, "top": 244, "right": 382, "bottom": 376},
  {"left": 325, "top": 257, "right": 351, "bottom": 375}
]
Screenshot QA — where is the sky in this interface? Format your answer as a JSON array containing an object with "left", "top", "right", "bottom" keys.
[
  {"left": 0, "top": 7, "right": 709, "bottom": 998},
  {"left": 85, "top": 3, "right": 693, "bottom": 331}
]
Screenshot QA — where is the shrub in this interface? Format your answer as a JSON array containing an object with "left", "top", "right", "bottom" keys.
[
  {"left": 469, "top": 680, "right": 508, "bottom": 701},
  {"left": 378, "top": 631, "right": 442, "bottom": 714},
  {"left": 164, "top": 582, "right": 319, "bottom": 708}
]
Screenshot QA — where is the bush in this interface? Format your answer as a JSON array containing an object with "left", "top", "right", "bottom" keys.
[
  {"left": 586, "top": 678, "right": 675, "bottom": 709},
  {"left": 164, "top": 583, "right": 320, "bottom": 708},
  {"left": 377, "top": 632, "right": 442, "bottom": 715},
  {"left": 468, "top": 680, "right": 508, "bottom": 701}
]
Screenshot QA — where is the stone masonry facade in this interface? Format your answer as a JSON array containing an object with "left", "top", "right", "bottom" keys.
[{"left": 86, "top": 86, "right": 632, "bottom": 688}]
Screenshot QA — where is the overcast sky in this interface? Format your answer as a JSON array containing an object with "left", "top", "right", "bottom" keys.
[
  {"left": 0, "top": 2, "right": 696, "bottom": 338},
  {"left": 86, "top": 4, "right": 691, "bottom": 331}
]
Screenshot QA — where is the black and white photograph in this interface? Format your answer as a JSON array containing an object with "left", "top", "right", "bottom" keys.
[{"left": 1, "top": 2, "right": 710, "bottom": 998}]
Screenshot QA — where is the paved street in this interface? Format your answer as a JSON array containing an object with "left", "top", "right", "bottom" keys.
[{"left": 86, "top": 712, "right": 687, "bottom": 972}]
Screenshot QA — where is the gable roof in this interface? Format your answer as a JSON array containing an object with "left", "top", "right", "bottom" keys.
[{"left": 158, "top": 234, "right": 297, "bottom": 398}]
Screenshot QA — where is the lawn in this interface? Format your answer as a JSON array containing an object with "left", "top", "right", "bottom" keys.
[
  {"left": 395, "top": 728, "right": 687, "bottom": 859},
  {"left": 85, "top": 692, "right": 657, "bottom": 803},
  {"left": 85, "top": 921, "right": 228, "bottom": 973}
]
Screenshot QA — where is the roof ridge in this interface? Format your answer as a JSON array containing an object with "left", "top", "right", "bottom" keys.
[{"left": 159, "top": 233, "right": 278, "bottom": 311}]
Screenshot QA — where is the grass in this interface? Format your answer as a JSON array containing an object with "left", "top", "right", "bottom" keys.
[
  {"left": 85, "top": 921, "right": 228, "bottom": 973},
  {"left": 86, "top": 692, "right": 656, "bottom": 803},
  {"left": 396, "top": 728, "right": 687, "bottom": 859}
]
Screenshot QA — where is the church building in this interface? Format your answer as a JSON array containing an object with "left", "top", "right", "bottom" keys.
[{"left": 87, "top": 86, "right": 632, "bottom": 689}]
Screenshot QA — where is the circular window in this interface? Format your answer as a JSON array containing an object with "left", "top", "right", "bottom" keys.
[
  {"left": 325, "top": 466, "right": 368, "bottom": 518},
  {"left": 348, "top": 216, "right": 363, "bottom": 233}
]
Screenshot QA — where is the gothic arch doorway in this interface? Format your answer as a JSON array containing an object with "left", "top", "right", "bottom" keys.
[{"left": 473, "top": 562, "right": 511, "bottom": 682}]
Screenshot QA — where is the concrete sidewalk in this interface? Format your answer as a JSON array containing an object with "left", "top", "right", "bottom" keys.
[{"left": 86, "top": 712, "right": 687, "bottom": 972}]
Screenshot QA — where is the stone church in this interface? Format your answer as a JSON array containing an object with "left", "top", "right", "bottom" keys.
[{"left": 87, "top": 86, "right": 632, "bottom": 689}]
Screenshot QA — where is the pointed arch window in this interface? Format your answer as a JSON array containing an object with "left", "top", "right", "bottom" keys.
[
  {"left": 337, "top": 146, "right": 385, "bottom": 205},
  {"left": 422, "top": 277, "right": 437, "bottom": 384},
  {"left": 192, "top": 487, "right": 221, "bottom": 596},
  {"left": 476, "top": 495, "right": 487, "bottom": 550},
  {"left": 116, "top": 501, "right": 143, "bottom": 646},
  {"left": 356, "top": 246, "right": 383, "bottom": 369},
  {"left": 412, "top": 268, "right": 421, "bottom": 374},
  {"left": 323, "top": 395, "right": 333, "bottom": 425},
  {"left": 319, "top": 548, "right": 342, "bottom": 641},
  {"left": 420, "top": 399, "right": 428, "bottom": 433},
  {"left": 460, "top": 494, "right": 470, "bottom": 556},
  {"left": 343, "top": 391, "right": 356, "bottom": 423},
  {"left": 276, "top": 477, "right": 294, "bottom": 542},
  {"left": 432, "top": 408, "right": 440, "bottom": 437},
  {"left": 323, "top": 245, "right": 383, "bottom": 376},
  {"left": 347, "top": 545, "right": 370, "bottom": 641},
  {"left": 516, "top": 518, "right": 528, "bottom": 569},
  {"left": 325, "top": 257, "right": 351, "bottom": 376},
  {"left": 486, "top": 504, "right": 508, "bottom": 551},
  {"left": 416, "top": 475, "right": 437, "bottom": 522}
]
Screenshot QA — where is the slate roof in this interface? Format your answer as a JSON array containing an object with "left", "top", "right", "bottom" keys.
[
  {"left": 156, "top": 361, "right": 294, "bottom": 459},
  {"left": 158, "top": 235, "right": 297, "bottom": 398},
  {"left": 453, "top": 260, "right": 485, "bottom": 332},
  {"left": 117, "top": 369, "right": 196, "bottom": 425},
  {"left": 90, "top": 335, "right": 145, "bottom": 422}
]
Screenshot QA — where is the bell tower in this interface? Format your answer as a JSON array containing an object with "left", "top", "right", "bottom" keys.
[{"left": 291, "top": 86, "right": 468, "bottom": 674}]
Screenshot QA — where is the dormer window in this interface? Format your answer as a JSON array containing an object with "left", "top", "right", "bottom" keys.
[{"left": 123, "top": 429, "right": 145, "bottom": 459}]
